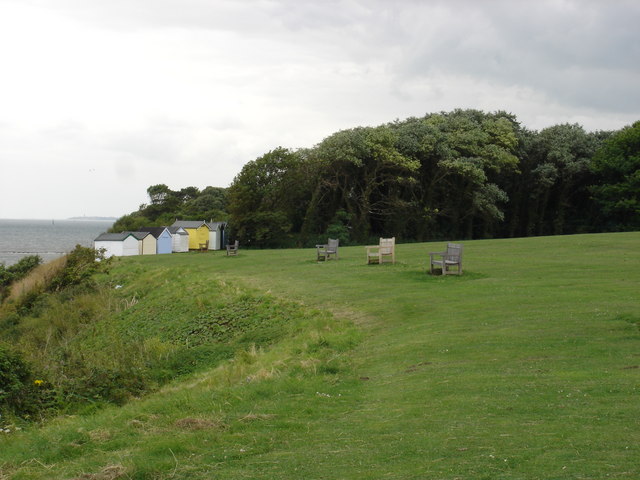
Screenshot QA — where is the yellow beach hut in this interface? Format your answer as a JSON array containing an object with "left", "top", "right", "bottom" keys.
[{"left": 171, "top": 220, "right": 211, "bottom": 250}]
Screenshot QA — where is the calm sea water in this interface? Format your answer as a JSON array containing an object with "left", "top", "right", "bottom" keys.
[{"left": 0, "top": 219, "right": 114, "bottom": 266}]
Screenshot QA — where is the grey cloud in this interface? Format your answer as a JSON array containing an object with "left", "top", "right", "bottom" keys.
[
  {"left": 8, "top": 0, "right": 640, "bottom": 117},
  {"left": 385, "top": 0, "right": 640, "bottom": 112}
]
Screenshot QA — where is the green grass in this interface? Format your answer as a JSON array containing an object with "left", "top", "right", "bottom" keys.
[{"left": 1, "top": 232, "right": 640, "bottom": 479}]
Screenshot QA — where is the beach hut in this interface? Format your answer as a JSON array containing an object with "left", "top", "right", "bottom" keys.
[
  {"left": 206, "top": 221, "right": 226, "bottom": 250},
  {"left": 171, "top": 220, "right": 211, "bottom": 250},
  {"left": 138, "top": 227, "right": 173, "bottom": 254},
  {"left": 94, "top": 232, "right": 139, "bottom": 258},
  {"left": 167, "top": 226, "right": 189, "bottom": 253},
  {"left": 126, "top": 231, "right": 157, "bottom": 255}
]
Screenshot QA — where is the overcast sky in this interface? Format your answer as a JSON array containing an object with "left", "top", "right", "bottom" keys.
[{"left": 1, "top": 0, "right": 639, "bottom": 220}]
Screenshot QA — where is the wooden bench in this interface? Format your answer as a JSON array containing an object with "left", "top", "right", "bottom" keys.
[
  {"left": 429, "top": 243, "right": 463, "bottom": 275},
  {"left": 316, "top": 238, "right": 339, "bottom": 261},
  {"left": 365, "top": 237, "right": 395, "bottom": 264},
  {"left": 226, "top": 240, "right": 239, "bottom": 256},
  {"left": 198, "top": 240, "right": 209, "bottom": 252}
]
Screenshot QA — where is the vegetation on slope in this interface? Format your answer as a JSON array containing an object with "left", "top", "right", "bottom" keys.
[
  {"left": 0, "top": 255, "right": 42, "bottom": 301},
  {"left": 1, "top": 233, "right": 639, "bottom": 479},
  {"left": 1, "top": 247, "right": 355, "bottom": 424}
]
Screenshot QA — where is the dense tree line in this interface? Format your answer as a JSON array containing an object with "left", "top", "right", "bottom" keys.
[
  {"left": 110, "top": 185, "right": 228, "bottom": 232},
  {"left": 112, "top": 109, "right": 639, "bottom": 247},
  {"left": 228, "top": 110, "right": 639, "bottom": 247}
]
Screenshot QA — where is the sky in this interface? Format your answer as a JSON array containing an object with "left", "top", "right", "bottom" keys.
[{"left": 1, "top": 0, "right": 639, "bottom": 220}]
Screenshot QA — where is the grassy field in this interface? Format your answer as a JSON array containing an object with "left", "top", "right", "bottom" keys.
[{"left": 1, "top": 232, "right": 639, "bottom": 479}]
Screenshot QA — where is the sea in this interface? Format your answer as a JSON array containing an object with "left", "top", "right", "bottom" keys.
[{"left": 0, "top": 218, "right": 115, "bottom": 266}]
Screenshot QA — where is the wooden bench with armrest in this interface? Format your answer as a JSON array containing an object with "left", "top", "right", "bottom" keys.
[
  {"left": 429, "top": 242, "right": 463, "bottom": 275},
  {"left": 316, "top": 238, "right": 339, "bottom": 261},
  {"left": 226, "top": 240, "right": 239, "bottom": 256},
  {"left": 365, "top": 237, "right": 395, "bottom": 264}
]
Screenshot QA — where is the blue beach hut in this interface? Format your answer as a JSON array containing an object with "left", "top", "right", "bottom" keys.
[{"left": 138, "top": 227, "right": 173, "bottom": 254}]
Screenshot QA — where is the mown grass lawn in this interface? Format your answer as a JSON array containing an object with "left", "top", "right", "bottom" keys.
[{"left": 1, "top": 232, "right": 639, "bottom": 479}]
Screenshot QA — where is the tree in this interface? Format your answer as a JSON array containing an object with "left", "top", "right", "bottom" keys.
[
  {"left": 227, "top": 147, "right": 312, "bottom": 247},
  {"left": 146, "top": 184, "right": 172, "bottom": 204},
  {"left": 391, "top": 110, "right": 519, "bottom": 239},
  {"left": 181, "top": 187, "right": 228, "bottom": 222},
  {"left": 141, "top": 184, "right": 182, "bottom": 221},
  {"left": 590, "top": 121, "right": 640, "bottom": 230},
  {"left": 514, "top": 124, "right": 601, "bottom": 235},
  {"left": 109, "top": 212, "right": 152, "bottom": 233},
  {"left": 111, "top": 184, "right": 229, "bottom": 232},
  {"left": 303, "top": 125, "right": 419, "bottom": 242}
]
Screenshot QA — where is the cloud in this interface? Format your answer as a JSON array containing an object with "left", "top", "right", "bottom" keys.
[
  {"left": 0, "top": 0, "right": 638, "bottom": 219},
  {"left": 388, "top": 0, "right": 640, "bottom": 113}
]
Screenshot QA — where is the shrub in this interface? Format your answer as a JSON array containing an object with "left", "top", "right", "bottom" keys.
[
  {"left": 9, "top": 255, "right": 43, "bottom": 279},
  {"left": 325, "top": 209, "right": 353, "bottom": 245},
  {"left": 0, "top": 343, "right": 32, "bottom": 415},
  {"left": 49, "top": 245, "right": 109, "bottom": 291},
  {"left": 0, "top": 255, "right": 42, "bottom": 300},
  {"left": 59, "top": 364, "right": 148, "bottom": 408}
]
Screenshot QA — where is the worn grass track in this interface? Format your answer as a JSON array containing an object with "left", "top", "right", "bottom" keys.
[{"left": 1, "top": 232, "right": 639, "bottom": 479}]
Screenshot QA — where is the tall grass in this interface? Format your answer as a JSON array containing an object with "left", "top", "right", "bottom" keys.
[{"left": 4, "top": 256, "right": 67, "bottom": 304}]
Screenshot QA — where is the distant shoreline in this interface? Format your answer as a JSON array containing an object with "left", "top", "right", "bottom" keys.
[
  {"left": 0, "top": 218, "right": 116, "bottom": 266},
  {"left": 0, "top": 217, "right": 116, "bottom": 222}
]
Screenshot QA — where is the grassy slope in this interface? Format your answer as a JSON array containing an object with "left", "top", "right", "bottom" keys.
[{"left": 2, "top": 233, "right": 639, "bottom": 479}]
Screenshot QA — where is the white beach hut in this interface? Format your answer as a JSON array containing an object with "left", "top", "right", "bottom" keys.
[
  {"left": 167, "top": 226, "right": 189, "bottom": 252},
  {"left": 94, "top": 232, "right": 139, "bottom": 258},
  {"left": 206, "top": 221, "right": 226, "bottom": 250}
]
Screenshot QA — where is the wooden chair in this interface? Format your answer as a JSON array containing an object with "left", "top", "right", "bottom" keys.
[
  {"left": 226, "top": 240, "right": 239, "bottom": 256},
  {"left": 429, "top": 243, "right": 463, "bottom": 275},
  {"left": 198, "top": 240, "right": 209, "bottom": 252},
  {"left": 316, "top": 238, "right": 339, "bottom": 261},
  {"left": 365, "top": 237, "right": 395, "bottom": 264}
]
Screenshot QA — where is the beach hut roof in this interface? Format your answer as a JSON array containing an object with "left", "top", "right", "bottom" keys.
[
  {"left": 125, "top": 231, "right": 152, "bottom": 240},
  {"left": 94, "top": 232, "right": 136, "bottom": 242},
  {"left": 167, "top": 226, "right": 189, "bottom": 235},
  {"left": 138, "top": 226, "right": 169, "bottom": 239},
  {"left": 205, "top": 221, "right": 226, "bottom": 229},
  {"left": 172, "top": 220, "right": 210, "bottom": 230}
]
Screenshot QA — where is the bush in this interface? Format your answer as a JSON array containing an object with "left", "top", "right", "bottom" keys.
[
  {"left": 0, "top": 255, "right": 42, "bottom": 300},
  {"left": 9, "top": 255, "right": 43, "bottom": 279},
  {"left": 325, "top": 209, "right": 353, "bottom": 246},
  {"left": 59, "top": 365, "right": 148, "bottom": 407},
  {"left": 49, "top": 245, "right": 109, "bottom": 292},
  {"left": 0, "top": 343, "right": 33, "bottom": 416}
]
